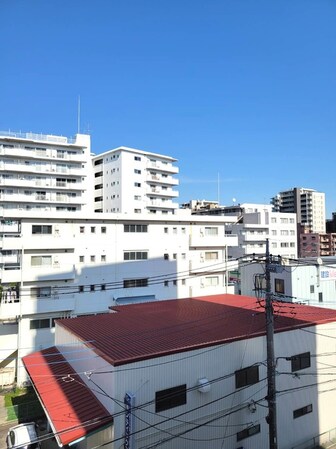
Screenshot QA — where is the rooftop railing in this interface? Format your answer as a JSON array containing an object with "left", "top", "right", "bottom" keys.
[{"left": 0, "top": 131, "right": 76, "bottom": 144}]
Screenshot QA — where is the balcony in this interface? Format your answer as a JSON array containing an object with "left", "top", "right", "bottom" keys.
[
  {"left": 242, "top": 231, "right": 268, "bottom": 241},
  {"left": 147, "top": 187, "right": 178, "bottom": 198},
  {"left": 146, "top": 173, "right": 179, "bottom": 186},
  {"left": 147, "top": 199, "right": 178, "bottom": 209},
  {"left": 189, "top": 258, "right": 238, "bottom": 274},
  {"left": 0, "top": 295, "right": 76, "bottom": 321},
  {"left": 189, "top": 233, "right": 238, "bottom": 248},
  {"left": 147, "top": 161, "right": 179, "bottom": 174}
]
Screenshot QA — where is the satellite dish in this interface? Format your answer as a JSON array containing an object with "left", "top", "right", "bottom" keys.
[{"left": 316, "top": 257, "right": 323, "bottom": 265}]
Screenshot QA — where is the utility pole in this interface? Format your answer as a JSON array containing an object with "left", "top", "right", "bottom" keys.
[{"left": 265, "top": 238, "right": 277, "bottom": 449}]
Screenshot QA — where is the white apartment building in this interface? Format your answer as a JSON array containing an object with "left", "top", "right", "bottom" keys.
[
  {"left": 0, "top": 211, "right": 238, "bottom": 385},
  {"left": 0, "top": 131, "right": 93, "bottom": 214},
  {"left": 222, "top": 203, "right": 298, "bottom": 260},
  {"left": 271, "top": 187, "right": 326, "bottom": 233},
  {"left": 240, "top": 257, "right": 336, "bottom": 308},
  {"left": 23, "top": 294, "right": 336, "bottom": 449},
  {"left": 92, "top": 147, "right": 179, "bottom": 214}
]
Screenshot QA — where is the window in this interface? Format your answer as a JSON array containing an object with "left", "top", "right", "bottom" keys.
[
  {"left": 274, "top": 278, "right": 285, "bottom": 294},
  {"left": 290, "top": 218, "right": 295, "bottom": 223},
  {"left": 32, "top": 225, "right": 52, "bottom": 234},
  {"left": 280, "top": 242, "right": 289, "bottom": 247},
  {"left": 90, "top": 255, "right": 96, "bottom": 262},
  {"left": 134, "top": 182, "right": 141, "bottom": 187},
  {"left": 134, "top": 156, "right": 141, "bottom": 161},
  {"left": 80, "top": 226, "right": 85, "bottom": 233},
  {"left": 310, "top": 285, "right": 314, "bottom": 293},
  {"left": 95, "top": 171, "right": 103, "bottom": 178},
  {"left": 173, "top": 280, "right": 177, "bottom": 286},
  {"left": 205, "top": 227, "right": 218, "bottom": 236},
  {"left": 182, "top": 279, "right": 186, "bottom": 285},
  {"left": 291, "top": 352, "right": 311, "bottom": 372},
  {"left": 164, "top": 253, "right": 169, "bottom": 260},
  {"left": 155, "top": 384, "right": 187, "bottom": 412},
  {"left": 101, "top": 227, "right": 106, "bottom": 234},
  {"left": 94, "top": 159, "right": 103, "bottom": 166},
  {"left": 281, "top": 218, "right": 289, "bottom": 224},
  {"left": 293, "top": 404, "right": 313, "bottom": 419},
  {"left": 134, "top": 195, "right": 141, "bottom": 200},
  {"left": 134, "top": 209, "right": 141, "bottom": 213},
  {"left": 101, "top": 284, "right": 106, "bottom": 291},
  {"left": 272, "top": 230, "right": 277, "bottom": 235},
  {"left": 271, "top": 217, "right": 277, "bottom": 223},
  {"left": 164, "top": 227, "right": 168, "bottom": 234},
  {"left": 134, "top": 169, "right": 141, "bottom": 174},
  {"left": 181, "top": 227, "right": 186, "bottom": 234},
  {"left": 164, "top": 281, "right": 169, "bottom": 287},
  {"left": 91, "top": 227, "right": 96, "bottom": 233},
  {"left": 79, "top": 286, "right": 84, "bottom": 293},
  {"left": 173, "top": 253, "right": 177, "bottom": 259},
  {"left": 173, "top": 227, "right": 177, "bottom": 234},
  {"left": 319, "top": 292, "right": 323, "bottom": 302},
  {"left": 281, "top": 230, "right": 289, "bottom": 236},
  {"left": 237, "top": 424, "right": 260, "bottom": 441},
  {"left": 30, "top": 287, "right": 51, "bottom": 298},
  {"left": 90, "top": 285, "right": 95, "bottom": 292},
  {"left": 79, "top": 256, "right": 84, "bottom": 263},
  {"left": 205, "top": 276, "right": 219, "bottom": 287},
  {"left": 101, "top": 255, "right": 106, "bottom": 262},
  {"left": 124, "top": 251, "right": 148, "bottom": 260},
  {"left": 205, "top": 252, "right": 218, "bottom": 260},
  {"left": 123, "top": 278, "right": 148, "bottom": 288},
  {"left": 181, "top": 253, "right": 186, "bottom": 259},
  {"left": 124, "top": 224, "right": 148, "bottom": 233},
  {"left": 31, "top": 256, "right": 52, "bottom": 266},
  {"left": 235, "top": 365, "right": 259, "bottom": 388},
  {"left": 30, "top": 319, "right": 50, "bottom": 330}
]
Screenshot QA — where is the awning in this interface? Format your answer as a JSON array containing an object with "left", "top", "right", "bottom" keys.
[{"left": 22, "top": 347, "right": 113, "bottom": 447}]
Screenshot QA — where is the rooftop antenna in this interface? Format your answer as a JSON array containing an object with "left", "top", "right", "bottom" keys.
[{"left": 77, "top": 95, "right": 81, "bottom": 134}]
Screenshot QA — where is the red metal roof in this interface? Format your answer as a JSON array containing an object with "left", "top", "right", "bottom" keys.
[
  {"left": 22, "top": 347, "right": 112, "bottom": 447},
  {"left": 56, "top": 294, "right": 336, "bottom": 366}
]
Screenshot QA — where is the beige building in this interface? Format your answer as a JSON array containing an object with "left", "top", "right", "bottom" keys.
[{"left": 271, "top": 187, "right": 326, "bottom": 233}]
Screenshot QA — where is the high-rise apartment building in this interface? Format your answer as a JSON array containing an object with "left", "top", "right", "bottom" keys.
[
  {"left": 0, "top": 131, "right": 93, "bottom": 214},
  {"left": 92, "top": 147, "right": 179, "bottom": 214},
  {"left": 271, "top": 187, "right": 326, "bottom": 233}
]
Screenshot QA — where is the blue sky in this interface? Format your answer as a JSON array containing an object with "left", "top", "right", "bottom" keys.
[{"left": 1, "top": 1, "right": 336, "bottom": 216}]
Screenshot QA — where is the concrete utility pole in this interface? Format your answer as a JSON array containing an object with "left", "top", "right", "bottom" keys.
[{"left": 265, "top": 238, "right": 278, "bottom": 449}]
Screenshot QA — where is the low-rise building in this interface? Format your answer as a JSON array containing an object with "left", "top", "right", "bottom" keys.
[
  {"left": 299, "top": 231, "right": 336, "bottom": 257},
  {"left": 23, "top": 294, "right": 336, "bottom": 449},
  {"left": 240, "top": 256, "right": 336, "bottom": 308}
]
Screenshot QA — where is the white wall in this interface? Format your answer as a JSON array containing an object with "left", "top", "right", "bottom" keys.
[{"left": 55, "top": 319, "right": 336, "bottom": 449}]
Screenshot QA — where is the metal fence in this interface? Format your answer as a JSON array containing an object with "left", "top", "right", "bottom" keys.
[{"left": 292, "top": 427, "right": 336, "bottom": 449}]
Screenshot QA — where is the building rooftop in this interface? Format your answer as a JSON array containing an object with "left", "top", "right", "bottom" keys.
[
  {"left": 55, "top": 294, "right": 336, "bottom": 366},
  {"left": 22, "top": 346, "right": 112, "bottom": 447}
]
